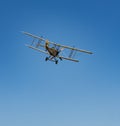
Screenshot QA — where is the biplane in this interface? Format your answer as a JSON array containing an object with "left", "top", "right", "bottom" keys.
[{"left": 23, "top": 32, "right": 93, "bottom": 64}]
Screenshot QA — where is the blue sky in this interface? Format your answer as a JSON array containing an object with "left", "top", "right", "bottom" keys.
[{"left": 0, "top": 0, "right": 120, "bottom": 126}]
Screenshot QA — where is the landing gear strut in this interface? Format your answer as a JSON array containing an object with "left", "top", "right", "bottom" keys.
[{"left": 45, "top": 57, "right": 58, "bottom": 64}]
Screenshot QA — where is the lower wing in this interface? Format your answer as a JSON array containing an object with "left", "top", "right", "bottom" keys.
[
  {"left": 25, "top": 44, "right": 79, "bottom": 62},
  {"left": 59, "top": 56, "right": 79, "bottom": 62},
  {"left": 25, "top": 44, "right": 48, "bottom": 54}
]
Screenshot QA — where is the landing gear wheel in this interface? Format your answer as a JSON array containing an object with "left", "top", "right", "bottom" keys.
[
  {"left": 59, "top": 57, "right": 62, "bottom": 61},
  {"left": 55, "top": 60, "right": 58, "bottom": 64},
  {"left": 45, "top": 57, "right": 49, "bottom": 61}
]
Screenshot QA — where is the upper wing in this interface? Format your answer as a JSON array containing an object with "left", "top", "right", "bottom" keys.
[
  {"left": 56, "top": 44, "right": 93, "bottom": 54},
  {"left": 23, "top": 31, "right": 93, "bottom": 55},
  {"left": 23, "top": 31, "right": 45, "bottom": 41}
]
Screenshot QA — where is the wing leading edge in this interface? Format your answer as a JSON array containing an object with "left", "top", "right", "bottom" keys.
[{"left": 23, "top": 31, "right": 93, "bottom": 54}]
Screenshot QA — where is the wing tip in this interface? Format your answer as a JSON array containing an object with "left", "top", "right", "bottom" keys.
[{"left": 89, "top": 52, "right": 93, "bottom": 54}]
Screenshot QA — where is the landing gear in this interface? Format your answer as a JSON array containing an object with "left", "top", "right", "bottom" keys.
[
  {"left": 45, "top": 56, "right": 58, "bottom": 64},
  {"left": 45, "top": 57, "right": 49, "bottom": 61},
  {"left": 55, "top": 60, "right": 58, "bottom": 64},
  {"left": 59, "top": 57, "right": 62, "bottom": 61}
]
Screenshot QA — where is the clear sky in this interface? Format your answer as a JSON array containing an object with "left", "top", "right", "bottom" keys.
[{"left": 0, "top": 0, "right": 120, "bottom": 126}]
